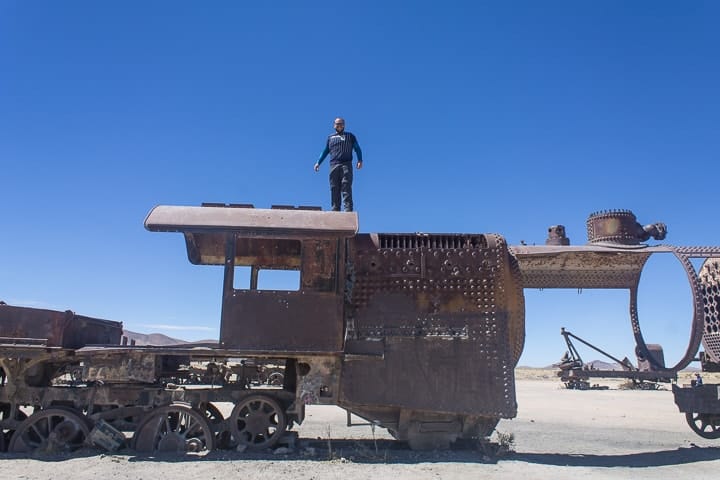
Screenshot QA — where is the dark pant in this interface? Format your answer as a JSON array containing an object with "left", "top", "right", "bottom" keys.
[{"left": 329, "top": 162, "right": 353, "bottom": 212}]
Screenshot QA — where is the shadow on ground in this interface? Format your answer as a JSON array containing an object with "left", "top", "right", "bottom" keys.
[
  {"left": 3, "top": 441, "right": 719, "bottom": 467},
  {"left": 512, "top": 445, "right": 720, "bottom": 468}
]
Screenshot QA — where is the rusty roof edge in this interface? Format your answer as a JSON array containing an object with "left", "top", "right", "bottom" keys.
[
  {"left": 509, "top": 244, "right": 675, "bottom": 256},
  {"left": 144, "top": 205, "right": 359, "bottom": 238}
]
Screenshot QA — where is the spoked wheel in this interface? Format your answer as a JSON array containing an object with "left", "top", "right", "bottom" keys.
[
  {"left": 8, "top": 407, "right": 90, "bottom": 454},
  {"left": 0, "top": 404, "right": 7, "bottom": 452},
  {"left": 0, "top": 402, "right": 23, "bottom": 452},
  {"left": 200, "top": 402, "right": 232, "bottom": 449},
  {"left": 230, "top": 395, "right": 287, "bottom": 450},
  {"left": 133, "top": 403, "right": 215, "bottom": 454},
  {"left": 202, "top": 402, "right": 224, "bottom": 426},
  {"left": 685, "top": 412, "right": 720, "bottom": 439},
  {"left": 0, "top": 404, "right": 28, "bottom": 452}
]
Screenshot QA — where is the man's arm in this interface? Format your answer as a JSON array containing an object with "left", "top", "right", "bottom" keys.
[
  {"left": 314, "top": 145, "right": 330, "bottom": 172},
  {"left": 353, "top": 139, "right": 363, "bottom": 169}
]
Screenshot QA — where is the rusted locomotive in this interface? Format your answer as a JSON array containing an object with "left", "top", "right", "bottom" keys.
[
  {"left": 1, "top": 205, "right": 719, "bottom": 455},
  {"left": 0, "top": 204, "right": 525, "bottom": 453}
]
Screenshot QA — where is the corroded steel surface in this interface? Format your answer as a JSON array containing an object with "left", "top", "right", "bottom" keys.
[
  {"left": 586, "top": 209, "right": 666, "bottom": 245},
  {"left": 218, "top": 233, "right": 346, "bottom": 352},
  {"left": 699, "top": 258, "right": 720, "bottom": 363},
  {"left": 220, "top": 290, "right": 344, "bottom": 351},
  {"left": 340, "top": 232, "right": 524, "bottom": 419},
  {"left": 545, "top": 225, "right": 570, "bottom": 246},
  {"left": 0, "top": 303, "right": 122, "bottom": 349},
  {"left": 673, "top": 384, "right": 720, "bottom": 414},
  {"left": 511, "top": 245, "right": 652, "bottom": 289},
  {"left": 514, "top": 208, "right": 720, "bottom": 373}
]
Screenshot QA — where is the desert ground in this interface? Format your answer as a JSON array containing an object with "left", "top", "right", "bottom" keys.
[{"left": 2, "top": 369, "right": 720, "bottom": 480}]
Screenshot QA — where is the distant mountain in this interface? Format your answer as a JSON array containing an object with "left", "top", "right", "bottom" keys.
[
  {"left": 122, "top": 330, "right": 188, "bottom": 346},
  {"left": 586, "top": 360, "right": 623, "bottom": 370},
  {"left": 122, "top": 330, "right": 218, "bottom": 346}
]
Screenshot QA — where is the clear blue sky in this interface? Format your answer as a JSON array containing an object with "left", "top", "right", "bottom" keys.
[{"left": 1, "top": 1, "right": 718, "bottom": 366}]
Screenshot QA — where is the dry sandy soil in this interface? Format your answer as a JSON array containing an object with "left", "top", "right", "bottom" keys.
[{"left": 3, "top": 369, "right": 720, "bottom": 480}]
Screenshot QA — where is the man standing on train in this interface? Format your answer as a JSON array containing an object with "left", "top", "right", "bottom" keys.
[{"left": 314, "top": 117, "right": 363, "bottom": 212}]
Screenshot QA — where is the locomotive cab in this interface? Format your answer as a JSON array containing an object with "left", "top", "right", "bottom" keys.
[{"left": 144, "top": 204, "right": 359, "bottom": 353}]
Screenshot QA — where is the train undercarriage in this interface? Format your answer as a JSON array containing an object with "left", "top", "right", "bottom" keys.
[{"left": 0, "top": 302, "right": 505, "bottom": 455}]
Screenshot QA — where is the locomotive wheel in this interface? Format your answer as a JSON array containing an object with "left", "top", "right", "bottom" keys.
[
  {"left": 685, "top": 412, "right": 720, "bottom": 439},
  {"left": 133, "top": 403, "right": 215, "bottom": 454},
  {"left": 0, "top": 403, "right": 11, "bottom": 452},
  {"left": 0, "top": 403, "right": 28, "bottom": 452},
  {"left": 201, "top": 402, "right": 232, "bottom": 449},
  {"left": 202, "top": 402, "right": 225, "bottom": 429},
  {"left": 230, "top": 395, "right": 287, "bottom": 450},
  {"left": 8, "top": 407, "right": 90, "bottom": 453}
]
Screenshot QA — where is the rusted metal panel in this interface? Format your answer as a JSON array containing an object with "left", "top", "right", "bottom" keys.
[
  {"left": 219, "top": 229, "right": 345, "bottom": 351},
  {"left": 0, "top": 303, "right": 122, "bottom": 349},
  {"left": 232, "top": 238, "right": 303, "bottom": 268},
  {"left": 219, "top": 292, "right": 344, "bottom": 351},
  {"left": 699, "top": 258, "right": 720, "bottom": 363},
  {"left": 347, "top": 233, "right": 525, "bottom": 361},
  {"left": 673, "top": 384, "right": 720, "bottom": 414},
  {"left": 341, "top": 335, "right": 517, "bottom": 417},
  {"left": 515, "top": 210, "right": 667, "bottom": 289},
  {"left": 144, "top": 205, "right": 358, "bottom": 237},
  {"left": 295, "top": 356, "right": 342, "bottom": 405},
  {"left": 300, "top": 239, "right": 340, "bottom": 292},
  {"left": 83, "top": 352, "right": 160, "bottom": 383},
  {"left": 511, "top": 245, "right": 653, "bottom": 289},
  {"left": 181, "top": 234, "right": 306, "bottom": 266},
  {"left": 340, "top": 232, "right": 523, "bottom": 418}
]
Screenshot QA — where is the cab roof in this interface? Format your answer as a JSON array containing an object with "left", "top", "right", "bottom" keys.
[{"left": 144, "top": 204, "right": 359, "bottom": 265}]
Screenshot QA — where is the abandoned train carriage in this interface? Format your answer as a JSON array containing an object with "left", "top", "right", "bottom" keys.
[{"left": 0, "top": 204, "right": 526, "bottom": 453}]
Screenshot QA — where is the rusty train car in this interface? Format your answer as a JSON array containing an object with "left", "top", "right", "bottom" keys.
[
  {"left": 1, "top": 204, "right": 720, "bottom": 455},
  {"left": 0, "top": 204, "right": 525, "bottom": 453}
]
